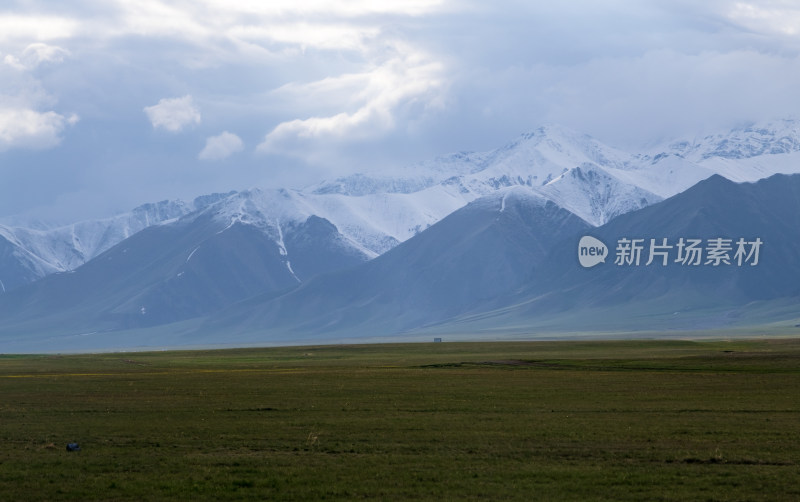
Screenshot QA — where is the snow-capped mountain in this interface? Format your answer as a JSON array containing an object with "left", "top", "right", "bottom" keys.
[
  {"left": 195, "top": 173, "right": 800, "bottom": 343},
  {"left": 197, "top": 187, "right": 591, "bottom": 341},
  {"left": 658, "top": 118, "right": 800, "bottom": 161},
  {"left": 4, "top": 118, "right": 800, "bottom": 293},
  {"left": 630, "top": 118, "right": 800, "bottom": 191},
  {"left": 0, "top": 196, "right": 371, "bottom": 344},
  {"left": 0, "top": 194, "right": 233, "bottom": 292},
  {"left": 297, "top": 119, "right": 800, "bottom": 233},
  {"left": 5, "top": 118, "right": 800, "bottom": 351}
]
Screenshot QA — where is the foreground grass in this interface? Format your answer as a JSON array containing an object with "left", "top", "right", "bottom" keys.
[{"left": 1, "top": 338, "right": 799, "bottom": 500}]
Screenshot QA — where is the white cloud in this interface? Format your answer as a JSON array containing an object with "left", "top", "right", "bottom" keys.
[
  {"left": 3, "top": 43, "right": 70, "bottom": 70},
  {"left": 475, "top": 47, "right": 800, "bottom": 147},
  {"left": 0, "top": 108, "right": 78, "bottom": 151},
  {"left": 21, "top": 43, "right": 70, "bottom": 67},
  {"left": 727, "top": 1, "right": 800, "bottom": 36},
  {"left": 94, "top": 0, "right": 447, "bottom": 66},
  {"left": 144, "top": 95, "right": 201, "bottom": 132},
  {"left": 6, "top": 0, "right": 800, "bottom": 221},
  {"left": 0, "top": 44, "right": 76, "bottom": 151},
  {"left": 229, "top": 23, "right": 381, "bottom": 52},
  {"left": 198, "top": 131, "right": 243, "bottom": 160},
  {"left": 0, "top": 15, "right": 78, "bottom": 44},
  {"left": 257, "top": 47, "right": 445, "bottom": 159},
  {"left": 197, "top": 0, "right": 445, "bottom": 17}
]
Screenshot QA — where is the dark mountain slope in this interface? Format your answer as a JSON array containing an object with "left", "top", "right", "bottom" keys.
[
  {"left": 444, "top": 173, "right": 800, "bottom": 333},
  {"left": 0, "top": 212, "right": 367, "bottom": 343},
  {"left": 200, "top": 188, "right": 592, "bottom": 340}
]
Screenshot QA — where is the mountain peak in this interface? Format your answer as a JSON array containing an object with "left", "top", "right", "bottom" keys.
[
  {"left": 658, "top": 118, "right": 800, "bottom": 161},
  {"left": 527, "top": 123, "right": 588, "bottom": 141},
  {"left": 308, "top": 172, "right": 440, "bottom": 197},
  {"left": 6, "top": 118, "right": 800, "bottom": 296}
]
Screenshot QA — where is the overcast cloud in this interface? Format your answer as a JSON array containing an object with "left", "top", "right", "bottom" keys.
[{"left": 1, "top": 0, "right": 800, "bottom": 222}]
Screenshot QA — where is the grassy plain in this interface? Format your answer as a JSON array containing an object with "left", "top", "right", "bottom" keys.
[{"left": 1, "top": 338, "right": 799, "bottom": 500}]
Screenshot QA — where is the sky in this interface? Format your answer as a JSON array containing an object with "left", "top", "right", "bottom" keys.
[{"left": 2, "top": 0, "right": 800, "bottom": 223}]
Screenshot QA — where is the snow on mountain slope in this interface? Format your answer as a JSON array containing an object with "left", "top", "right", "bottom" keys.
[
  {"left": 0, "top": 228, "right": 63, "bottom": 292},
  {"left": 5, "top": 119, "right": 800, "bottom": 292},
  {"left": 660, "top": 118, "right": 800, "bottom": 162},
  {"left": 640, "top": 118, "right": 800, "bottom": 184},
  {"left": 197, "top": 185, "right": 475, "bottom": 259},
  {"left": 698, "top": 151, "right": 800, "bottom": 183},
  {"left": 302, "top": 119, "right": 800, "bottom": 234},
  {"left": 309, "top": 151, "right": 489, "bottom": 196},
  {"left": 601, "top": 154, "right": 717, "bottom": 199},
  {"left": 11, "top": 200, "right": 193, "bottom": 270},
  {"left": 299, "top": 184, "right": 483, "bottom": 256},
  {"left": 311, "top": 124, "right": 634, "bottom": 198},
  {"left": 537, "top": 164, "right": 661, "bottom": 226},
  {"left": 475, "top": 124, "right": 632, "bottom": 180},
  {"left": 295, "top": 125, "right": 641, "bottom": 236},
  {"left": 0, "top": 194, "right": 233, "bottom": 290}
]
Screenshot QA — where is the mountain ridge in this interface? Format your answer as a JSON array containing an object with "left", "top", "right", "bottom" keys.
[
  {"left": 202, "top": 172, "right": 800, "bottom": 344},
  {"left": 1, "top": 172, "right": 799, "bottom": 352},
  {"left": 3, "top": 118, "right": 800, "bottom": 294}
]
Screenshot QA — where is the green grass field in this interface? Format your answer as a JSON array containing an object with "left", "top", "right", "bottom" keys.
[{"left": 2, "top": 339, "right": 799, "bottom": 500}]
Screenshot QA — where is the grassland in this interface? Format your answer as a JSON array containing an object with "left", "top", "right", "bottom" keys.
[{"left": 1, "top": 338, "right": 799, "bottom": 500}]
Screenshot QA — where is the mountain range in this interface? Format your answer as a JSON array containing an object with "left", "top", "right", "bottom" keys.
[{"left": 2, "top": 119, "right": 800, "bottom": 352}]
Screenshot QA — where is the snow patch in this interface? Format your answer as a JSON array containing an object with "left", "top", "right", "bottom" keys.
[
  {"left": 271, "top": 219, "right": 300, "bottom": 283},
  {"left": 274, "top": 220, "right": 288, "bottom": 256},
  {"left": 286, "top": 261, "right": 300, "bottom": 283},
  {"left": 186, "top": 246, "right": 200, "bottom": 263}
]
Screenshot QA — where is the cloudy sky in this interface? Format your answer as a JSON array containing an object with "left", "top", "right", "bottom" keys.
[{"left": 2, "top": 1, "right": 800, "bottom": 222}]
